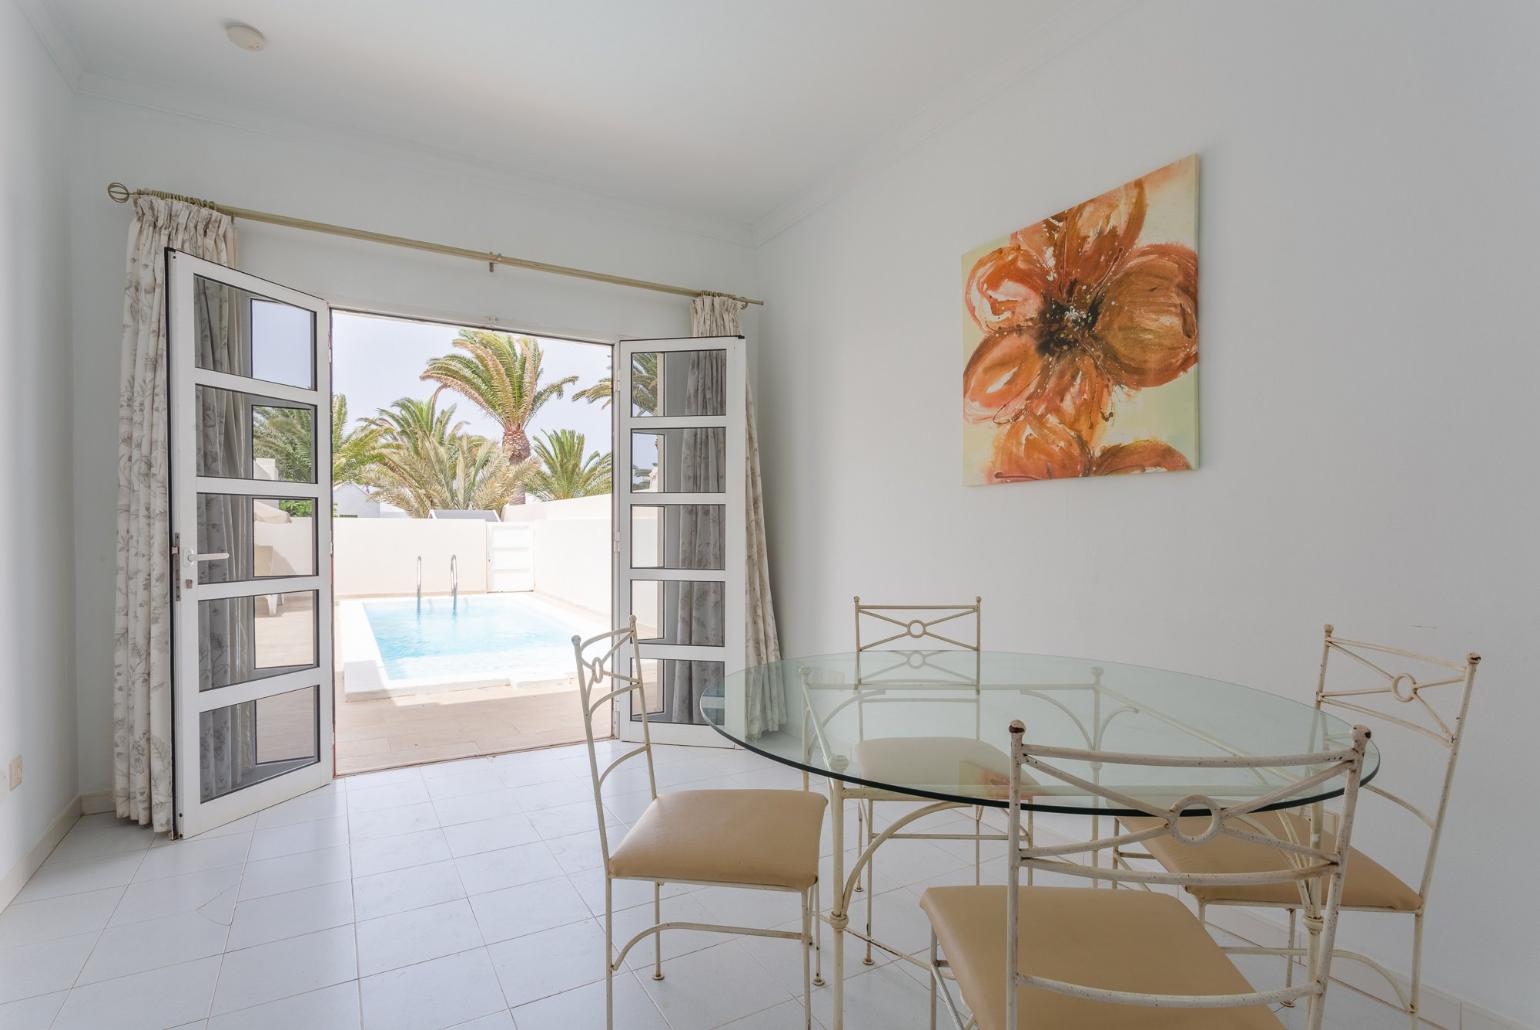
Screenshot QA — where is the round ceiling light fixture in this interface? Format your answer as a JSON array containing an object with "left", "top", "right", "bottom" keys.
[{"left": 225, "top": 22, "right": 266, "bottom": 52}]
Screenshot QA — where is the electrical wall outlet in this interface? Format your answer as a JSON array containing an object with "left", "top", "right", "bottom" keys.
[{"left": 8, "top": 756, "right": 20, "bottom": 791}]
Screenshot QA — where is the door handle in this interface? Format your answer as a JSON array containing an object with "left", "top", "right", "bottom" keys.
[{"left": 180, "top": 550, "right": 230, "bottom": 591}]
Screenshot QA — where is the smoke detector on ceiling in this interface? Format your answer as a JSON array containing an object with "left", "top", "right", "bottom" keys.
[{"left": 225, "top": 23, "right": 266, "bottom": 52}]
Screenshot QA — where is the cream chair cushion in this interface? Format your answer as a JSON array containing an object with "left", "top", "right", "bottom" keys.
[
  {"left": 609, "top": 789, "right": 826, "bottom": 890},
  {"left": 1119, "top": 812, "right": 1422, "bottom": 911},
  {"left": 920, "top": 885, "right": 1283, "bottom": 1030},
  {"left": 853, "top": 737, "right": 1023, "bottom": 800}
]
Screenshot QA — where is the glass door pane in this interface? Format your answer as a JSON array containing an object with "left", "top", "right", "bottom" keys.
[
  {"left": 196, "top": 495, "right": 317, "bottom": 583},
  {"left": 193, "top": 276, "right": 316, "bottom": 388},
  {"left": 194, "top": 386, "right": 316, "bottom": 483},
  {"left": 199, "top": 685, "right": 320, "bottom": 802}
]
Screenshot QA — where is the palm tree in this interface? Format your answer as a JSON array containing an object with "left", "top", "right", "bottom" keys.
[
  {"left": 526, "top": 429, "right": 612, "bottom": 501},
  {"left": 362, "top": 396, "right": 532, "bottom": 517},
  {"left": 252, "top": 393, "right": 382, "bottom": 485},
  {"left": 365, "top": 395, "right": 463, "bottom": 453},
  {"left": 573, "top": 351, "right": 657, "bottom": 413},
  {"left": 421, "top": 330, "right": 577, "bottom": 503},
  {"left": 251, "top": 404, "right": 314, "bottom": 483},
  {"left": 366, "top": 433, "right": 533, "bottom": 518},
  {"left": 330, "top": 395, "right": 384, "bottom": 486}
]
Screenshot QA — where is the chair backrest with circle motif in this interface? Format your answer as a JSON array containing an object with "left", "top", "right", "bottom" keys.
[
  {"left": 1002, "top": 719, "right": 1372, "bottom": 1030},
  {"left": 1314, "top": 625, "right": 1479, "bottom": 901}
]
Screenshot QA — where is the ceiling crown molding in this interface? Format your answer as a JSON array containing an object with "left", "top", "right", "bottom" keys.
[{"left": 13, "top": 0, "right": 84, "bottom": 88}]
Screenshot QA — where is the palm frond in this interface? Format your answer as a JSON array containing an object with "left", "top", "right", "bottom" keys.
[{"left": 526, "top": 428, "right": 612, "bottom": 500}]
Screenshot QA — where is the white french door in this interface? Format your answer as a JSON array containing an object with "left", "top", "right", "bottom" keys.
[
  {"left": 615, "top": 337, "right": 746, "bottom": 746},
  {"left": 167, "top": 251, "right": 334, "bottom": 837}
]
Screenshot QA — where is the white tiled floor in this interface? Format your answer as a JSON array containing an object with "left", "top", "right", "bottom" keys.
[{"left": 0, "top": 740, "right": 1447, "bottom": 1029}]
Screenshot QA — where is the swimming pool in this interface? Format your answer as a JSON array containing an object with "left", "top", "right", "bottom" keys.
[{"left": 362, "top": 594, "right": 580, "bottom": 683}]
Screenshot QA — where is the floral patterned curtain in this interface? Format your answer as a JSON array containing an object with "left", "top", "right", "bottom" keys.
[
  {"left": 666, "top": 345, "right": 727, "bottom": 724},
  {"left": 113, "top": 197, "right": 235, "bottom": 831},
  {"left": 192, "top": 282, "right": 259, "bottom": 802}
]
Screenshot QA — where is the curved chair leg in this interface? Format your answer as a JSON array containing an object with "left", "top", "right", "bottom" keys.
[
  {"left": 604, "top": 876, "right": 615, "bottom": 1030},
  {"left": 851, "top": 801, "right": 863, "bottom": 893},
  {"left": 652, "top": 882, "right": 664, "bottom": 981},
  {"left": 1282, "top": 907, "right": 1297, "bottom": 1006},
  {"left": 863, "top": 799, "right": 875, "bottom": 965},
  {"left": 973, "top": 805, "right": 982, "bottom": 885},
  {"left": 1410, "top": 911, "right": 1424, "bottom": 1028},
  {"left": 812, "top": 879, "right": 825, "bottom": 987},
  {"left": 802, "top": 888, "right": 814, "bottom": 1030},
  {"left": 928, "top": 930, "right": 939, "bottom": 1030}
]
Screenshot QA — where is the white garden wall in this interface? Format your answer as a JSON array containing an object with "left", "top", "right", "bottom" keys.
[
  {"left": 504, "top": 496, "right": 618, "bottom": 620},
  {"left": 333, "top": 519, "right": 490, "bottom": 598},
  {"left": 332, "top": 498, "right": 618, "bottom": 617}
]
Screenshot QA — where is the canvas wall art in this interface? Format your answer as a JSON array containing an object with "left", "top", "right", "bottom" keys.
[{"left": 961, "top": 154, "right": 1199, "bottom": 485}]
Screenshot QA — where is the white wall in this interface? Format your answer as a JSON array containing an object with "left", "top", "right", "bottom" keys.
[
  {"left": 67, "top": 96, "right": 759, "bottom": 799},
  {"left": 333, "top": 519, "right": 489, "bottom": 598},
  {"left": 755, "top": 0, "right": 1539, "bottom": 1022},
  {"left": 0, "top": 1, "right": 78, "bottom": 894},
  {"left": 506, "top": 495, "right": 616, "bottom": 617}
]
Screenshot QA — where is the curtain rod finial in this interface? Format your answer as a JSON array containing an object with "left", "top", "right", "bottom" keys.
[{"left": 107, "top": 182, "right": 131, "bottom": 204}]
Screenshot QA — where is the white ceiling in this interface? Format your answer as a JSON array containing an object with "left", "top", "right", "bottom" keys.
[{"left": 43, "top": 0, "right": 1099, "bottom": 233}]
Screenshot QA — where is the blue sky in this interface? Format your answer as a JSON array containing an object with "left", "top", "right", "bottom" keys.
[{"left": 331, "top": 311, "right": 614, "bottom": 452}]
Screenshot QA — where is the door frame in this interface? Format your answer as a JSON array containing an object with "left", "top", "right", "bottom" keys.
[
  {"left": 168, "top": 250, "right": 335, "bottom": 837},
  {"left": 614, "top": 336, "right": 746, "bottom": 746}
]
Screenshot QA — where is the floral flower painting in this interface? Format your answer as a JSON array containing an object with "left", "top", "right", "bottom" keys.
[{"left": 962, "top": 155, "right": 1199, "bottom": 485}]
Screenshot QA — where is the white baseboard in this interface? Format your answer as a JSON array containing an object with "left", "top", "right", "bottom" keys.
[
  {"left": 80, "top": 790, "right": 113, "bottom": 815},
  {"left": 0, "top": 795, "right": 82, "bottom": 912}
]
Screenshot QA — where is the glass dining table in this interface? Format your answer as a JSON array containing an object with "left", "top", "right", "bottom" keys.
[{"left": 700, "top": 650, "right": 1379, "bottom": 1030}]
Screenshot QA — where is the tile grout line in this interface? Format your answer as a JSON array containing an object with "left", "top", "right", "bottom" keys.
[
  {"left": 427, "top": 790, "right": 508, "bottom": 1025},
  {"left": 206, "top": 786, "right": 333, "bottom": 1023},
  {"left": 206, "top": 782, "right": 359, "bottom": 1023},
  {"left": 345, "top": 780, "right": 365, "bottom": 1030},
  {"left": 204, "top": 814, "right": 260, "bottom": 1026},
  {"left": 52, "top": 837, "right": 155, "bottom": 1019}
]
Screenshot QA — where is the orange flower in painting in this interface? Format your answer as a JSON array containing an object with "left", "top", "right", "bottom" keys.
[{"left": 963, "top": 178, "right": 1197, "bottom": 481}]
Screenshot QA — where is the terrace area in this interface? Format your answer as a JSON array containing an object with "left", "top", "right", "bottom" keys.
[{"left": 323, "top": 496, "right": 615, "bottom": 774}]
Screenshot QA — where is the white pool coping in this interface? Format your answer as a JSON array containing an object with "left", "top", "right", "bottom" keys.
[{"left": 338, "top": 592, "right": 610, "bottom": 703}]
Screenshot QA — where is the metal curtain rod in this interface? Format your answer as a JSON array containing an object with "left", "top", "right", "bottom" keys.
[{"left": 105, "top": 181, "right": 763, "bottom": 307}]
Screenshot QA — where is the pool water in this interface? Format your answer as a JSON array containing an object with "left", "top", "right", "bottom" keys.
[{"left": 363, "top": 594, "right": 578, "bottom": 682}]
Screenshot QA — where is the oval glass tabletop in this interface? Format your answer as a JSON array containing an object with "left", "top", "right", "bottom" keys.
[{"left": 701, "top": 651, "right": 1378, "bottom": 815}]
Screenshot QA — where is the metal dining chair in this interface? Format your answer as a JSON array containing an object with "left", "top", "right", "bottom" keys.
[
  {"left": 840, "top": 598, "right": 1017, "bottom": 966},
  {"left": 574, "top": 619, "right": 827, "bottom": 1029},
  {"left": 1116, "top": 625, "right": 1480, "bottom": 1028},
  {"left": 922, "top": 719, "right": 1372, "bottom": 1029}
]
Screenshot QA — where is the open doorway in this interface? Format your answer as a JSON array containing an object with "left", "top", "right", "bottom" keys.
[{"left": 326, "top": 311, "right": 615, "bottom": 774}]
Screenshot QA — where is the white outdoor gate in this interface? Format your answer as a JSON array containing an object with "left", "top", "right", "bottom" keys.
[{"left": 487, "top": 522, "right": 535, "bottom": 592}]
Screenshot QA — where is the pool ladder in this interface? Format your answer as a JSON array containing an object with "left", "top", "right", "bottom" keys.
[
  {"left": 415, "top": 556, "right": 422, "bottom": 611},
  {"left": 450, "top": 554, "right": 459, "bottom": 612}
]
